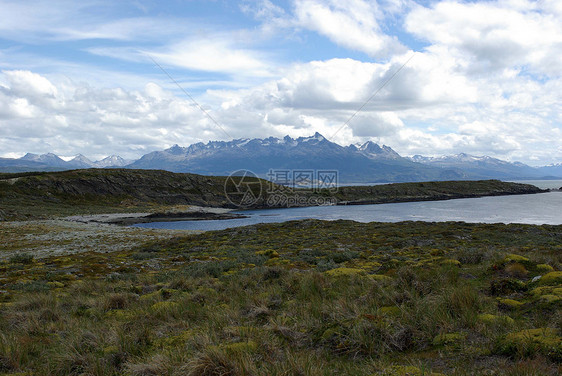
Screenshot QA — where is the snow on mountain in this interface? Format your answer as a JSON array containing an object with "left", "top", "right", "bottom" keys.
[
  {"left": 94, "top": 155, "right": 129, "bottom": 168},
  {"left": 2, "top": 135, "right": 560, "bottom": 181},
  {"left": 20, "top": 153, "right": 68, "bottom": 167},
  {"left": 410, "top": 155, "right": 433, "bottom": 164},
  {"left": 537, "top": 163, "right": 562, "bottom": 177},
  {"left": 408, "top": 153, "right": 545, "bottom": 179},
  {"left": 358, "top": 141, "right": 402, "bottom": 159},
  {"left": 0, "top": 153, "right": 130, "bottom": 172},
  {"left": 68, "top": 154, "right": 95, "bottom": 168},
  {"left": 128, "top": 133, "right": 462, "bottom": 183}
]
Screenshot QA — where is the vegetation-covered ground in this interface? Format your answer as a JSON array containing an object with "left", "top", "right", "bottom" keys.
[{"left": 1, "top": 220, "right": 561, "bottom": 375}]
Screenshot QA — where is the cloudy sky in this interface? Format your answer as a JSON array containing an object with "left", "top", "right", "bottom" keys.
[{"left": 0, "top": 0, "right": 560, "bottom": 165}]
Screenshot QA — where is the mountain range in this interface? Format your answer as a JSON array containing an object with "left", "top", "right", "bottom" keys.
[
  {"left": 127, "top": 133, "right": 464, "bottom": 183},
  {"left": 409, "top": 154, "right": 562, "bottom": 180},
  {"left": 0, "top": 153, "right": 130, "bottom": 173},
  {"left": 1, "top": 133, "right": 561, "bottom": 183}
]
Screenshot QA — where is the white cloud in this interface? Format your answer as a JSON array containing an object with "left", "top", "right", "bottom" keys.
[
  {"left": 346, "top": 112, "right": 404, "bottom": 138},
  {"left": 265, "top": 108, "right": 308, "bottom": 128},
  {"left": 148, "top": 38, "right": 274, "bottom": 77},
  {"left": 0, "top": 1, "right": 200, "bottom": 43},
  {"left": 2, "top": 70, "right": 58, "bottom": 98},
  {"left": 0, "top": 1, "right": 560, "bottom": 166},
  {"left": 292, "top": 0, "right": 405, "bottom": 57},
  {"left": 0, "top": 71, "right": 227, "bottom": 159},
  {"left": 274, "top": 58, "right": 379, "bottom": 109},
  {"left": 405, "top": 0, "right": 562, "bottom": 76}
]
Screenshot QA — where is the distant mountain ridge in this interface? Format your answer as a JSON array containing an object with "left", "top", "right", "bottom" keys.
[
  {"left": 1, "top": 133, "right": 560, "bottom": 183},
  {"left": 127, "top": 132, "right": 463, "bottom": 183},
  {"left": 408, "top": 153, "right": 543, "bottom": 180},
  {"left": 0, "top": 153, "right": 130, "bottom": 173}
]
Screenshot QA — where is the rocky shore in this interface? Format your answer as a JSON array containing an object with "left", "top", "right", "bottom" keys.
[{"left": 64, "top": 206, "right": 246, "bottom": 225}]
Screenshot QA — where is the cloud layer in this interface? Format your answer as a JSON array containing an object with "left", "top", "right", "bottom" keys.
[{"left": 0, "top": 0, "right": 560, "bottom": 165}]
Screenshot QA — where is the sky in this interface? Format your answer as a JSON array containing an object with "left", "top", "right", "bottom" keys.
[{"left": 0, "top": 0, "right": 561, "bottom": 165}]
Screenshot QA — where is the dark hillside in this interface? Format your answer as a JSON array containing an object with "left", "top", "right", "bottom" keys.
[{"left": 0, "top": 169, "right": 545, "bottom": 220}]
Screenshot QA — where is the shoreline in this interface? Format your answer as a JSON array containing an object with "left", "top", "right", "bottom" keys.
[
  {"left": 63, "top": 206, "right": 247, "bottom": 226},
  {"left": 61, "top": 189, "right": 556, "bottom": 226}
]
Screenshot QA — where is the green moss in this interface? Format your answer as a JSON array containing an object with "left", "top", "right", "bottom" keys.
[
  {"left": 477, "top": 313, "right": 514, "bottom": 325},
  {"left": 531, "top": 286, "right": 555, "bottom": 297},
  {"left": 358, "top": 260, "right": 383, "bottom": 269},
  {"left": 369, "top": 274, "right": 392, "bottom": 281},
  {"left": 432, "top": 332, "right": 466, "bottom": 347},
  {"left": 440, "top": 259, "right": 461, "bottom": 267},
  {"left": 255, "top": 249, "right": 279, "bottom": 258},
  {"left": 430, "top": 248, "right": 445, "bottom": 256},
  {"left": 105, "top": 309, "right": 136, "bottom": 320},
  {"left": 265, "top": 258, "right": 291, "bottom": 266},
  {"left": 498, "top": 328, "right": 562, "bottom": 359},
  {"left": 379, "top": 306, "right": 401, "bottom": 316},
  {"left": 154, "top": 330, "right": 193, "bottom": 348},
  {"left": 46, "top": 281, "right": 65, "bottom": 288},
  {"left": 498, "top": 298, "right": 524, "bottom": 310},
  {"left": 538, "top": 271, "right": 562, "bottom": 286},
  {"left": 139, "top": 290, "right": 161, "bottom": 302},
  {"left": 504, "top": 254, "right": 530, "bottom": 264},
  {"left": 150, "top": 301, "right": 180, "bottom": 312},
  {"left": 536, "top": 264, "right": 555, "bottom": 273},
  {"left": 324, "top": 267, "right": 365, "bottom": 277}
]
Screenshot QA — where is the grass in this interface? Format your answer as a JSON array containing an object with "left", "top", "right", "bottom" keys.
[{"left": 0, "top": 219, "right": 561, "bottom": 374}]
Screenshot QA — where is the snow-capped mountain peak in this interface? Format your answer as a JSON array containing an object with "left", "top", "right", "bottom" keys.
[
  {"left": 296, "top": 132, "right": 326, "bottom": 144},
  {"left": 166, "top": 144, "right": 188, "bottom": 155},
  {"left": 72, "top": 154, "right": 93, "bottom": 163},
  {"left": 3, "top": 135, "right": 561, "bottom": 181},
  {"left": 95, "top": 155, "right": 128, "bottom": 168},
  {"left": 408, "top": 152, "right": 544, "bottom": 180},
  {"left": 20, "top": 152, "right": 68, "bottom": 167},
  {"left": 357, "top": 141, "right": 401, "bottom": 159},
  {"left": 68, "top": 154, "right": 95, "bottom": 168}
]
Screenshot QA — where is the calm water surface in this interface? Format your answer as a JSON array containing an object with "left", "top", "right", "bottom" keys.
[
  {"left": 508, "top": 180, "right": 562, "bottom": 190},
  {"left": 133, "top": 191, "right": 562, "bottom": 231}
]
